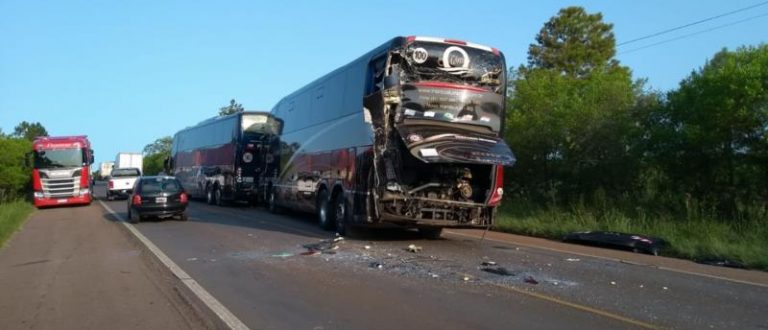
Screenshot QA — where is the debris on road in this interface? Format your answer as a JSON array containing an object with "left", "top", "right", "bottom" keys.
[
  {"left": 300, "top": 250, "right": 321, "bottom": 256},
  {"left": 186, "top": 257, "right": 198, "bottom": 261},
  {"left": 663, "top": 286, "right": 669, "bottom": 290},
  {"left": 565, "top": 258, "right": 580, "bottom": 262},
  {"left": 481, "top": 266, "right": 515, "bottom": 276},
  {"left": 563, "top": 231, "right": 667, "bottom": 256},
  {"left": 610, "top": 281, "right": 617, "bottom": 286},
  {"left": 524, "top": 276, "right": 539, "bottom": 285},
  {"left": 481, "top": 260, "right": 497, "bottom": 266},
  {"left": 271, "top": 252, "right": 294, "bottom": 258},
  {"left": 370, "top": 262, "right": 384, "bottom": 269},
  {"left": 364, "top": 245, "right": 371, "bottom": 250},
  {"left": 406, "top": 244, "right": 422, "bottom": 253},
  {"left": 696, "top": 258, "right": 746, "bottom": 269}
]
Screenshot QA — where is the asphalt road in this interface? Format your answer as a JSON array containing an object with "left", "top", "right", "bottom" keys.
[{"left": 95, "top": 182, "right": 768, "bottom": 330}]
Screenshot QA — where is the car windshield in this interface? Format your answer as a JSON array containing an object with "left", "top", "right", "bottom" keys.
[
  {"left": 34, "top": 148, "right": 84, "bottom": 169},
  {"left": 140, "top": 178, "right": 182, "bottom": 194},
  {"left": 111, "top": 168, "right": 141, "bottom": 177}
]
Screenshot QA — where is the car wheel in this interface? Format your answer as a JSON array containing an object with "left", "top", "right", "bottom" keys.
[
  {"left": 334, "top": 193, "right": 348, "bottom": 236},
  {"left": 317, "top": 189, "right": 333, "bottom": 230},
  {"left": 418, "top": 227, "right": 443, "bottom": 239},
  {"left": 107, "top": 192, "right": 114, "bottom": 201},
  {"left": 127, "top": 208, "right": 139, "bottom": 224}
]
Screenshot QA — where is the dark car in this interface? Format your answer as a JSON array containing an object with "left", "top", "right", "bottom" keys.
[{"left": 126, "top": 176, "right": 189, "bottom": 223}]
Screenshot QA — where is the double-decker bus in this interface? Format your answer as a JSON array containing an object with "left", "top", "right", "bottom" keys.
[
  {"left": 30, "top": 135, "right": 94, "bottom": 208},
  {"left": 270, "top": 36, "right": 515, "bottom": 237},
  {"left": 168, "top": 111, "right": 282, "bottom": 205}
]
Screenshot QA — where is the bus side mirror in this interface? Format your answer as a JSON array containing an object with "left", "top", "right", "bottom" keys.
[{"left": 90, "top": 149, "right": 95, "bottom": 164}]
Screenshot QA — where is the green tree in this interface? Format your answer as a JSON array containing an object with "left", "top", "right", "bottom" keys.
[
  {"left": 143, "top": 136, "right": 172, "bottom": 155},
  {"left": 507, "top": 7, "right": 637, "bottom": 204},
  {"left": 527, "top": 6, "right": 617, "bottom": 78},
  {"left": 662, "top": 44, "right": 768, "bottom": 215},
  {"left": 218, "top": 99, "right": 244, "bottom": 116},
  {"left": 0, "top": 136, "right": 32, "bottom": 201},
  {"left": 12, "top": 121, "right": 48, "bottom": 141},
  {"left": 142, "top": 136, "right": 173, "bottom": 175}
]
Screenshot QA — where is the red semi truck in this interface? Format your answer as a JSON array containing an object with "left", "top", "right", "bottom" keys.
[{"left": 30, "top": 135, "right": 94, "bottom": 208}]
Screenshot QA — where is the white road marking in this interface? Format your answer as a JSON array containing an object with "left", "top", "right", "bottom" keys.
[{"left": 98, "top": 200, "right": 249, "bottom": 330}]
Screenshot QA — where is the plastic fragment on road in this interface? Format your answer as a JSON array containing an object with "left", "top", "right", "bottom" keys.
[
  {"left": 481, "top": 266, "right": 515, "bottom": 276},
  {"left": 565, "top": 258, "right": 580, "bottom": 262},
  {"left": 271, "top": 252, "right": 294, "bottom": 258},
  {"left": 610, "top": 281, "right": 617, "bottom": 286},
  {"left": 563, "top": 231, "right": 666, "bottom": 255},
  {"left": 662, "top": 286, "right": 668, "bottom": 290},
  {"left": 364, "top": 245, "right": 371, "bottom": 250},
  {"left": 463, "top": 276, "right": 471, "bottom": 281},
  {"left": 370, "top": 262, "right": 384, "bottom": 269},
  {"left": 481, "top": 260, "right": 497, "bottom": 266},
  {"left": 524, "top": 276, "right": 539, "bottom": 285},
  {"left": 186, "top": 257, "right": 198, "bottom": 261},
  {"left": 406, "top": 244, "right": 422, "bottom": 253}
]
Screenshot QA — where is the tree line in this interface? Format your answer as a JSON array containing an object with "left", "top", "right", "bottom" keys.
[
  {"left": 0, "top": 122, "right": 49, "bottom": 201},
  {"left": 505, "top": 7, "right": 768, "bottom": 221}
]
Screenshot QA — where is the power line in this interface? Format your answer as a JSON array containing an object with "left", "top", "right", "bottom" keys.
[
  {"left": 618, "top": 1, "right": 768, "bottom": 46},
  {"left": 619, "top": 12, "right": 768, "bottom": 55}
]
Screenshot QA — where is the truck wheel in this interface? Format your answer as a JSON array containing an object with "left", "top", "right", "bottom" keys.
[
  {"left": 418, "top": 228, "right": 443, "bottom": 239},
  {"left": 334, "top": 193, "right": 348, "bottom": 236},
  {"left": 317, "top": 190, "right": 333, "bottom": 230}
]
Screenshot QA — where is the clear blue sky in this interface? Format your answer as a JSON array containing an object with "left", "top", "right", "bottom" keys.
[{"left": 1, "top": 0, "right": 766, "bottom": 167}]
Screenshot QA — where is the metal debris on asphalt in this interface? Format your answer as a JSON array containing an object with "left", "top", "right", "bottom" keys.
[
  {"left": 524, "top": 276, "right": 539, "bottom": 285},
  {"left": 271, "top": 252, "right": 294, "bottom": 258},
  {"left": 300, "top": 250, "right": 321, "bottom": 256},
  {"left": 481, "top": 267, "right": 515, "bottom": 276},
  {"left": 481, "top": 260, "right": 497, "bottom": 266},
  {"left": 370, "top": 262, "right": 384, "bottom": 269},
  {"left": 406, "top": 244, "right": 422, "bottom": 253},
  {"left": 565, "top": 258, "right": 580, "bottom": 262}
]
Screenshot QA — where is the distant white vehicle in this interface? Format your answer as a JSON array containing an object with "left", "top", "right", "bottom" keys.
[
  {"left": 115, "top": 152, "right": 143, "bottom": 171},
  {"left": 107, "top": 167, "right": 141, "bottom": 200},
  {"left": 99, "top": 161, "right": 114, "bottom": 180}
]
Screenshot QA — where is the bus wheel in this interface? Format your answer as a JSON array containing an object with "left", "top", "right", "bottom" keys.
[
  {"left": 334, "top": 193, "right": 347, "bottom": 236},
  {"left": 418, "top": 227, "right": 443, "bottom": 239},
  {"left": 317, "top": 189, "right": 334, "bottom": 230},
  {"left": 268, "top": 189, "right": 281, "bottom": 214},
  {"left": 214, "top": 186, "right": 223, "bottom": 206},
  {"left": 206, "top": 186, "right": 214, "bottom": 205}
]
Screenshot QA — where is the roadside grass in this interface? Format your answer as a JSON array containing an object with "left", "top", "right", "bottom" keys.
[
  {"left": 0, "top": 200, "right": 34, "bottom": 248},
  {"left": 495, "top": 200, "right": 768, "bottom": 271}
]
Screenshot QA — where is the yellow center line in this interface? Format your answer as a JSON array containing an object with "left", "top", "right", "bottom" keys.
[
  {"left": 445, "top": 230, "right": 768, "bottom": 288},
  {"left": 487, "top": 281, "right": 663, "bottom": 330}
]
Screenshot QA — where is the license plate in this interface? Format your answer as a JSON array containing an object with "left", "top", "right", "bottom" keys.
[
  {"left": 57, "top": 199, "right": 67, "bottom": 204},
  {"left": 155, "top": 197, "right": 167, "bottom": 203}
]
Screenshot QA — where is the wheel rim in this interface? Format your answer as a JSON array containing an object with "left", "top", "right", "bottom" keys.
[
  {"left": 207, "top": 189, "right": 213, "bottom": 204},
  {"left": 215, "top": 188, "right": 222, "bottom": 205},
  {"left": 335, "top": 196, "right": 345, "bottom": 231}
]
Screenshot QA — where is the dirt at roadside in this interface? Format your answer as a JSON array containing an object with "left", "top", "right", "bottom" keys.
[{"left": 0, "top": 203, "right": 209, "bottom": 330}]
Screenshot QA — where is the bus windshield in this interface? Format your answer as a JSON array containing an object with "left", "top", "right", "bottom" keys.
[
  {"left": 34, "top": 148, "right": 85, "bottom": 169},
  {"left": 242, "top": 114, "right": 282, "bottom": 135},
  {"left": 402, "top": 41, "right": 505, "bottom": 93}
]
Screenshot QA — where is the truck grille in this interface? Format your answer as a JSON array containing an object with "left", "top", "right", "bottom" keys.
[{"left": 42, "top": 177, "right": 78, "bottom": 198}]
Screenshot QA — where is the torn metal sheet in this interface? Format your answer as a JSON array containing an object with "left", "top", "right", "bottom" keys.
[{"left": 563, "top": 231, "right": 667, "bottom": 256}]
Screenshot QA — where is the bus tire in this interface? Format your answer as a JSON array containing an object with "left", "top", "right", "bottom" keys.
[
  {"left": 317, "top": 189, "right": 334, "bottom": 230},
  {"left": 268, "top": 188, "right": 281, "bottom": 214},
  {"left": 206, "top": 185, "right": 214, "bottom": 205},
  {"left": 214, "top": 186, "right": 223, "bottom": 206},
  {"left": 334, "top": 192, "right": 347, "bottom": 236}
]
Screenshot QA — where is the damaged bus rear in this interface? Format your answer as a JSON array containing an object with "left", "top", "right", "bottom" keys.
[{"left": 270, "top": 36, "right": 515, "bottom": 237}]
